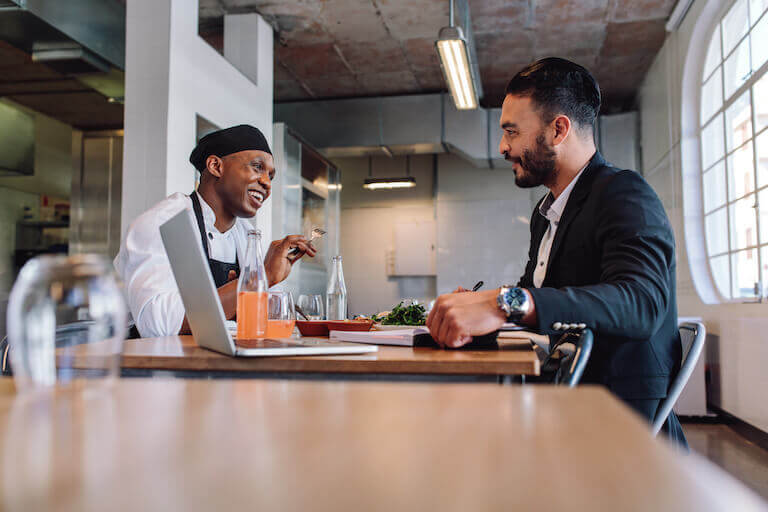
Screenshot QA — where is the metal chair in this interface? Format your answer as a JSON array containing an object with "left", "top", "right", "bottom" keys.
[
  {"left": 651, "top": 321, "right": 706, "bottom": 435},
  {"left": 538, "top": 328, "right": 593, "bottom": 387}
]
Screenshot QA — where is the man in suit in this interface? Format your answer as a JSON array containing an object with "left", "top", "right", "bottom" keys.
[{"left": 426, "top": 57, "right": 686, "bottom": 444}]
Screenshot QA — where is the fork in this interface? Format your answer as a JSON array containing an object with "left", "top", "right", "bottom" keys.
[{"left": 289, "top": 227, "right": 326, "bottom": 257}]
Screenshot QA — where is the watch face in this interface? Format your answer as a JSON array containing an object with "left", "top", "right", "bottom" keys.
[
  {"left": 504, "top": 288, "right": 528, "bottom": 319},
  {"left": 504, "top": 287, "right": 525, "bottom": 308}
]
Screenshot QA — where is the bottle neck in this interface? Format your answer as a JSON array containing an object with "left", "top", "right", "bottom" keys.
[{"left": 329, "top": 256, "right": 346, "bottom": 292}]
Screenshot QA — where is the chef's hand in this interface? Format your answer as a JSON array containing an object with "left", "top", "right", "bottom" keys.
[
  {"left": 264, "top": 235, "right": 317, "bottom": 287},
  {"left": 426, "top": 289, "right": 506, "bottom": 348},
  {"left": 452, "top": 286, "right": 469, "bottom": 293}
]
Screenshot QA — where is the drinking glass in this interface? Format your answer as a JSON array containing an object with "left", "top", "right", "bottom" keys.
[
  {"left": 265, "top": 291, "right": 296, "bottom": 338},
  {"left": 6, "top": 254, "right": 127, "bottom": 392},
  {"left": 297, "top": 294, "right": 324, "bottom": 320}
]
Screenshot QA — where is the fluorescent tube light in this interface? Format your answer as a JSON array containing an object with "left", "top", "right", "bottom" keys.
[
  {"left": 363, "top": 177, "right": 417, "bottom": 190},
  {"left": 435, "top": 26, "right": 478, "bottom": 110}
]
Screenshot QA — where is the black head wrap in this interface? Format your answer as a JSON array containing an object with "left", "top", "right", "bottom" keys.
[{"left": 189, "top": 124, "right": 272, "bottom": 172}]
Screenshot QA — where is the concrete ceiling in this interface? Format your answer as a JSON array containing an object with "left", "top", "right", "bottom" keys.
[{"left": 199, "top": 0, "right": 675, "bottom": 113}]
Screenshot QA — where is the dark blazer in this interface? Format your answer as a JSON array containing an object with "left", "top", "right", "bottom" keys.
[{"left": 519, "top": 151, "right": 682, "bottom": 401}]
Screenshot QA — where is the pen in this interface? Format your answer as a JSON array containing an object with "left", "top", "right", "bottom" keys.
[{"left": 471, "top": 281, "right": 484, "bottom": 292}]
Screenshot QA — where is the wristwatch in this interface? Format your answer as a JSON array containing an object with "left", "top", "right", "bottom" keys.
[{"left": 496, "top": 286, "right": 530, "bottom": 322}]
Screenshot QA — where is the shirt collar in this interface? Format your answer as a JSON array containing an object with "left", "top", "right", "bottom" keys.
[
  {"left": 538, "top": 161, "right": 589, "bottom": 223},
  {"left": 195, "top": 191, "right": 233, "bottom": 235}
]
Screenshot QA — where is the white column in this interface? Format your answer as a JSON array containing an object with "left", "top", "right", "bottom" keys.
[{"left": 122, "top": 0, "right": 273, "bottom": 243}]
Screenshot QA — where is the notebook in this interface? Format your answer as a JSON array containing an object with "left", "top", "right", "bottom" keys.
[{"left": 329, "top": 328, "right": 432, "bottom": 347}]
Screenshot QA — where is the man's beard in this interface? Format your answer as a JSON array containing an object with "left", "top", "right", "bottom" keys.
[{"left": 507, "top": 134, "right": 557, "bottom": 188}]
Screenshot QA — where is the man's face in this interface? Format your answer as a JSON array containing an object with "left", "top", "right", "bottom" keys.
[
  {"left": 498, "top": 94, "right": 557, "bottom": 188},
  {"left": 216, "top": 150, "right": 275, "bottom": 218}
]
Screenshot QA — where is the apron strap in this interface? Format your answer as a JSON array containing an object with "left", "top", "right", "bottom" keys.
[{"left": 190, "top": 192, "right": 211, "bottom": 259}]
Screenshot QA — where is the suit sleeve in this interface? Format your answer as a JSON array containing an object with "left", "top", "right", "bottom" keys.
[{"left": 528, "top": 170, "right": 675, "bottom": 340}]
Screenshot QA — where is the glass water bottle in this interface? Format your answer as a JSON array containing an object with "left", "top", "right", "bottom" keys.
[
  {"left": 326, "top": 255, "right": 347, "bottom": 320},
  {"left": 237, "top": 229, "right": 269, "bottom": 340}
]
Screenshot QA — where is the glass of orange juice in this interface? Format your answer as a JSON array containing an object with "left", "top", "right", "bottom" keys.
[{"left": 265, "top": 291, "right": 296, "bottom": 339}]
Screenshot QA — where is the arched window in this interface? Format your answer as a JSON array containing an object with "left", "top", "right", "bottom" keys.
[{"left": 699, "top": 0, "right": 768, "bottom": 300}]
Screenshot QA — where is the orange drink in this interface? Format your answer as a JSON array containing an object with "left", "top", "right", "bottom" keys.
[
  {"left": 265, "top": 319, "right": 296, "bottom": 338},
  {"left": 237, "top": 291, "right": 267, "bottom": 339}
]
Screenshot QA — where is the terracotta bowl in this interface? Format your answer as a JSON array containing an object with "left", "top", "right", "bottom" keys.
[
  {"left": 326, "top": 320, "right": 374, "bottom": 332},
  {"left": 295, "top": 320, "right": 330, "bottom": 337}
]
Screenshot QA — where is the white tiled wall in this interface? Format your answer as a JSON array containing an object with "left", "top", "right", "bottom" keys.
[{"left": 436, "top": 153, "right": 536, "bottom": 294}]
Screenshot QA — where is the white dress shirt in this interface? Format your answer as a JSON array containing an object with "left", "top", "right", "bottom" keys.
[
  {"left": 532, "top": 164, "right": 588, "bottom": 288},
  {"left": 114, "top": 192, "right": 253, "bottom": 337}
]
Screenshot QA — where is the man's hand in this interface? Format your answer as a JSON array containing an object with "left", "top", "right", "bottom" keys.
[
  {"left": 425, "top": 289, "right": 506, "bottom": 348},
  {"left": 264, "top": 235, "right": 317, "bottom": 287}
]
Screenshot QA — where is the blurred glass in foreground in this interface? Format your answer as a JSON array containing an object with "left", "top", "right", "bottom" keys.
[{"left": 6, "top": 254, "right": 126, "bottom": 392}]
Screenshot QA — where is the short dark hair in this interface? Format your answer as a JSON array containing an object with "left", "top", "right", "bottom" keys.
[{"left": 505, "top": 57, "right": 601, "bottom": 132}]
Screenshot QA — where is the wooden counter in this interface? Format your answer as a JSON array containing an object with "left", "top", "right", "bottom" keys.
[
  {"left": 62, "top": 334, "right": 541, "bottom": 377},
  {"left": 0, "top": 378, "right": 763, "bottom": 511}
]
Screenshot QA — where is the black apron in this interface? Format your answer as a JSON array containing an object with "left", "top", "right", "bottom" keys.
[
  {"left": 189, "top": 192, "right": 240, "bottom": 288},
  {"left": 127, "top": 193, "right": 240, "bottom": 339}
]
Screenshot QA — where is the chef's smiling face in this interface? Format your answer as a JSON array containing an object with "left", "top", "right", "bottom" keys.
[
  {"left": 215, "top": 150, "right": 275, "bottom": 218},
  {"left": 498, "top": 94, "right": 557, "bottom": 189}
]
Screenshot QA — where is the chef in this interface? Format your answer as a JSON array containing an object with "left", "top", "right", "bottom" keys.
[{"left": 115, "top": 124, "right": 316, "bottom": 338}]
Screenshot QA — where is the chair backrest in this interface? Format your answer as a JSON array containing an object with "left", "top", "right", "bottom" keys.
[
  {"left": 552, "top": 329, "right": 593, "bottom": 387},
  {"left": 651, "top": 321, "right": 706, "bottom": 435}
]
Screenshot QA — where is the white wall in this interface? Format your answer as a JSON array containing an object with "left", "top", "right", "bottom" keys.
[
  {"left": 436, "top": 154, "right": 538, "bottom": 295},
  {"left": 335, "top": 152, "right": 538, "bottom": 316},
  {"left": 639, "top": 0, "right": 768, "bottom": 432},
  {"left": 122, "top": 3, "right": 274, "bottom": 243},
  {"left": 336, "top": 154, "right": 436, "bottom": 316}
]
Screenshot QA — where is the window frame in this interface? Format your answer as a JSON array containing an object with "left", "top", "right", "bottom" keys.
[{"left": 698, "top": 0, "right": 768, "bottom": 302}]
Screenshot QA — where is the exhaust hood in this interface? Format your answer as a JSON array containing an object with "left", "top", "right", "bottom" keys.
[{"left": 0, "top": 101, "right": 34, "bottom": 177}]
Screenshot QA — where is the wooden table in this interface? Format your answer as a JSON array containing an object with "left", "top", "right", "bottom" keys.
[
  {"left": 62, "top": 334, "right": 541, "bottom": 379},
  {"left": 0, "top": 378, "right": 763, "bottom": 511}
]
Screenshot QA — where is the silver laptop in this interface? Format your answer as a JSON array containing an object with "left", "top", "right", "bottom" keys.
[{"left": 159, "top": 208, "right": 377, "bottom": 357}]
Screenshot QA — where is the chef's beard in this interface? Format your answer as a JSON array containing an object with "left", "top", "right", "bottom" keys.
[{"left": 507, "top": 133, "right": 557, "bottom": 188}]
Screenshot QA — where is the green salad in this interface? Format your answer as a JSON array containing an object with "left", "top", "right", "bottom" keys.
[{"left": 374, "top": 301, "right": 426, "bottom": 326}]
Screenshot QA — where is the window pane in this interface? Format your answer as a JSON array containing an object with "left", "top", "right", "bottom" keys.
[
  {"left": 701, "top": 67, "right": 724, "bottom": 125},
  {"left": 731, "top": 248, "right": 760, "bottom": 297},
  {"left": 704, "top": 160, "right": 727, "bottom": 212},
  {"left": 725, "top": 89, "right": 753, "bottom": 151},
  {"left": 706, "top": 208, "right": 729, "bottom": 255},
  {"left": 751, "top": 0, "right": 768, "bottom": 25},
  {"left": 760, "top": 188, "right": 768, "bottom": 243},
  {"left": 755, "top": 72, "right": 768, "bottom": 132},
  {"left": 729, "top": 193, "right": 758, "bottom": 249},
  {"left": 724, "top": 0, "right": 750, "bottom": 55},
  {"left": 724, "top": 36, "right": 752, "bottom": 98},
  {"left": 727, "top": 140, "right": 755, "bottom": 199},
  {"left": 704, "top": 25, "right": 722, "bottom": 79},
  {"left": 752, "top": 12, "right": 768, "bottom": 70},
  {"left": 702, "top": 114, "right": 725, "bottom": 169},
  {"left": 710, "top": 254, "right": 732, "bottom": 298},
  {"left": 757, "top": 130, "right": 768, "bottom": 187}
]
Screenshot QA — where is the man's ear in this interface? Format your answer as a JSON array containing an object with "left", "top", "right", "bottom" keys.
[
  {"left": 206, "top": 155, "right": 224, "bottom": 179},
  {"left": 551, "top": 115, "right": 571, "bottom": 146}
]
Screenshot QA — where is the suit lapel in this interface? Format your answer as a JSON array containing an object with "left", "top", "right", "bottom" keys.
[{"left": 543, "top": 152, "right": 605, "bottom": 284}]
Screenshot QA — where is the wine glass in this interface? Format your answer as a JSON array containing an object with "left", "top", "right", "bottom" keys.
[
  {"left": 297, "top": 294, "right": 324, "bottom": 320},
  {"left": 265, "top": 291, "right": 296, "bottom": 338},
  {"left": 6, "top": 254, "right": 127, "bottom": 392}
]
